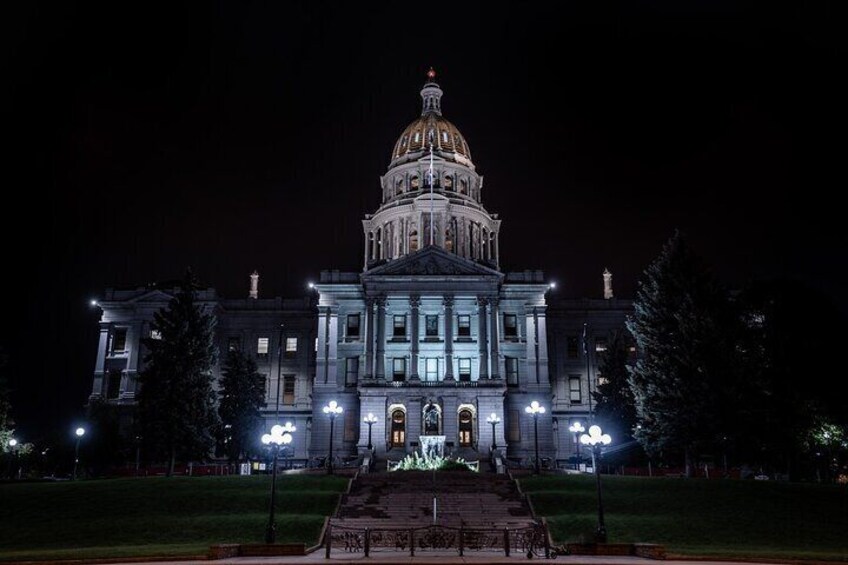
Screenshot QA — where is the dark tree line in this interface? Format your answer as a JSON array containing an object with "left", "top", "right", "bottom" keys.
[{"left": 594, "top": 232, "right": 848, "bottom": 480}]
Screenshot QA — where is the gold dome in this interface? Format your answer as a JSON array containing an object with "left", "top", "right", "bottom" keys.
[{"left": 391, "top": 114, "right": 472, "bottom": 166}]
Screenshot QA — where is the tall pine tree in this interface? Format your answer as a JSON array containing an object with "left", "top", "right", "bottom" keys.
[
  {"left": 138, "top": 271, "right": 219, "bottom": 476},
  {"left": 593, "top": 330, "right": 637, "bottom": 444},
  {"left": 218, "top": 349, "right": 266, "bottom": 462},
  {"left": 627, "top": 232, "right": 733, "bottom": 476}
]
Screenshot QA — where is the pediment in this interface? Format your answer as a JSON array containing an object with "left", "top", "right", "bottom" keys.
[
  {"left": 364, "top": 246, "right": 502, "bottom": 277},
  {"left": 126, "top": 289, "right": 175, "bottom": 303}
]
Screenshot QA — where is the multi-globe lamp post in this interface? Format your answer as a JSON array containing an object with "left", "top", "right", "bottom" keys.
[
  {"left": 261, "top": 422, "right": 296, "bottom": 544},
  {"left": 363, "top": 412, "right": 378, "bottom": 451},
  {"left": 73, "top": 427, "right": 86, "bottom": 480},
  {"left": 486, "top": 413, "right": 501, "bottom": 451},
  {"left": 525, "top": 401, "right": 546, "bottom": 474},
  {"left": 568, "top": 421, "right": 586, "bottom": 469},
  {"left": 580, "top": 424, "right": 612, "bottom": 543},
  {"left": 323, "top": 400, "right": 343, "bottom": 475}
]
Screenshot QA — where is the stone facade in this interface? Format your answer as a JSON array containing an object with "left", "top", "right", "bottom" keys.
[{"left": 88, "top": 72, "right": 632, "bottom": 468}]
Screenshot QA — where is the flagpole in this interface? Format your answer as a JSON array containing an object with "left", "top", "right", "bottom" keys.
[{"left": 429, "top": 136, "right": 435, "bottom": 246}]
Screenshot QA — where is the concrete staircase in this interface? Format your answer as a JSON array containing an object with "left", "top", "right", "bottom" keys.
[{"left": 331, "top": 470, "right": 536, "bottom": 530}]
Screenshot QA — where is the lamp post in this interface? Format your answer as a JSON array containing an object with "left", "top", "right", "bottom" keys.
[
  {"left": 323, "top": 400, "right": 343, "bottom": 475},
  {"left": 7, "top": 438, "right": 18, "bottom": 479},
  {"left": 261, "top": 422, "right": 296, "bottom": 544},
  {"left": 568, "top": 421, "right": 586, "bottom": 470},
  {"left": 486, "top": 413, "right": 501, "bottom": 450},
  {"left": 363, "top": 413, "right": 378, "bottom": 451},
  {"left": 525, "top": 401, "right": 546, "bottom": 474},
  {"left": 580, "top": 424, "right": 612, "bottom": 543},
  {"left": 73, "top": 427, "right": 86, "bottom": 480}
]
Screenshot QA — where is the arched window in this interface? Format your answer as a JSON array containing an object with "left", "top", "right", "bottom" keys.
[
  {"left": 444, "top": 175, "right": 453, "bottom": 190},
  {"left": 401, "top": 135, "right": 408, "bottom": 147},
  {"left": 410, "top": 176, "right": 420, "bottom": 190},
  {"left": 445, "top": 227, "right": 453, "bottom": 253},
  {"left": 459, "top": 178, "right": 468, "bottom": 195},
  {"left": 414, "top": 132, "right": 421, "bottom": 143},
  {"left": 459, "top": 409, "right": 474, "bottom": 446},
  {"left": 367, "top": 231, "right": 375, "bottom": 261},
  {"left": 391, "top": 410, "right": 406, "bottom": 448},
  {"left": 441, "top": 130, "right": 448, "bottom": 143},
  {"left": 396, "top": 178, "right": 405, "bottom": 194},
  {"left": 409, "top": 230, "right": 419, "bottom": 252}
]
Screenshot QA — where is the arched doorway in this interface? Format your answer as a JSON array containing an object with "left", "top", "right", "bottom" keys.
[
  {"left": 391, "top": 409, "right": 406, "bottom": 448},
  {"left": 459, "top": 409, "right": 474, "bottom": 446},
  {"left": 423, "top": 402, "right": 441, "bottom": 435}
]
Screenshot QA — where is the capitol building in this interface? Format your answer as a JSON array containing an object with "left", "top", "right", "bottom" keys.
[{"left": 89, "top": 71, "right": 631, "bottom": 469}]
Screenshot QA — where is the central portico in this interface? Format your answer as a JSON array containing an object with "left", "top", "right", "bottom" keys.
[{"left": 308, "top": 70, "right": 554, "bottom": 466}]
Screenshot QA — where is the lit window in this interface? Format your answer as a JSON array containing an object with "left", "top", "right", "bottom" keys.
[
  {"left": 459, "top": 409, "right": 473, "bottom": 446},
  {"left": 346, "top": 357, "right": 359, "bottom": 386},
  {"left": 425, "top": 315, "right": 439, "bottom": 337},
  {"left": 414, "top": 132, "right": 421, "bottom": 143},
  {"left": 442, "top": 130, "right": 448, "bottom": 142},
  {"left": 595, "top": 337, "right": 608, "bottom": 352},
  {"left": 346, "top": 314, "right": 361, "bottom": 338},
  {"left": 315, "top": 337, "right": 319, "bottom": 352},
  {"left": 393, "top": 315, "right": 406, "bottom": 338},
  {"left": 150, "top": 329, "right": 162, "bottom": 340},
  {"left": 393, "top": 358, "right": 406, "bottom": 382},
  {"left": 566, "top": 336, "right": 579, "bottom": 359},
  {"left": 503, "top": 314, "right": 518, "bottom": 338},
  {"left": 505, "top": 357, "right": 519, "bottom": 386},
  {"left": 283, "top": 375, "right": 295, "bottom": 405},
  {"left": 569, "top": 376, "right": 582, "bottom": 403},
  {"left": 257, "top": 337, "right": 269, "bottom": 357},
  {"left": 285, "top": 337, "right": 297, "bottom": 358},
  {"left": 111, "top": 328, "right": 128, "bottom": 353},
  {"left": 425, "top": 358, "right": 439, "bottom": 381},
  {"left": 458, "top": 358, "right": 471, "bottom": 382},
  {"left": 457, "top": 315, "right": 471, "bottom": 337}
]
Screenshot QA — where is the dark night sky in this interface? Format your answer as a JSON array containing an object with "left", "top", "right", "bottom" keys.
[{"left": 3, "top": 1, "right": 846, "bottom": 440}]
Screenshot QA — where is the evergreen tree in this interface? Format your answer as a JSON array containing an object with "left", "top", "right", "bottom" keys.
[
  {"left": 137, "top": 271, "right": 219, "bottom": 476},
  {"left": 0, "top": 347, "right": 13, "bottom": 450},
  {"left": 592, "top": 330, "right": 637, "bottom": 443},
  {"left": 627, "top": 232, "right": 733, "bottom": 476},
  {"left": 218, "top": 349, "right": 266, "bottom": 462}
]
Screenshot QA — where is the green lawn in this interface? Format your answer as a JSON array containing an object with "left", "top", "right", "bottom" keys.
[
  {"left": 521, "top": 474, "right": 848, "bottom": 561},
  {"left": 0, "top": 475, "right": 348, "bottom": 561}
]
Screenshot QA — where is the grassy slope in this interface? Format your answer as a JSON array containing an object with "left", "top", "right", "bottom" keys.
[
  {"left": 521, "top": 475, "right": 848, "bottom": 561},
  {"left": 0, "top": 475, "right": 348, "bottom": 561}
]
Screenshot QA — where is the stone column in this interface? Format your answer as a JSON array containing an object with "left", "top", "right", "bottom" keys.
[
  {"left": 363, "top": 230, "right": 369, "bottom": 270},
  {"left": 489, "top": 297, "right": 500, "bottom": 379},
  {"left": 536, "top": 307, "right": 550, "bottom": 385},
  {"left": 410, "top": 295, "right": 421, "bottom": 380},
  {"left": 525, "top": 307, "right": 538, "bottom": 385},
  {"left": 477, "top": 297, "right": 489, "bottom": 379},
  {"left": 443, "top": 295, "right": 455, "bottom": 380},
  {"left": 375, "top": 297, "right": 387, "bottom": 380},
  {"left": 494, "top": 232, "right": 500, "bottom": 268},
  {"left": 364, "top": 298, "right": 375, "bottom": 378}
]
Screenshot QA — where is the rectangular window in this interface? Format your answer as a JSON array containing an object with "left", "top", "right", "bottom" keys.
[
  {"left": 569, "top": 376, "right": 582, "bottom": 403},
  {"left": 508, "top": 409, "right": 521, "bottom": 443},
  {"left": 458, "top": 358, "right": 471, "bottom": 382},
  {"left": 425, "top": 315, "right": 439, "bottom": 337},
  {"left": 257, "top": 337, "right": 269, "bottom": 358},
  {"left": 344, "top": 409, "right": 357, "bottom": 442},
  {"left": 503, "top": 314, "right": 518, "bottom": 338},
  {"left": 227, "top": 336, "right": 240, "bottom": 352},
  {"left": 425, "top": 358, "right": 439, "bottom": 381},
  {"left": 111, "top": 328, "right": 128, "bottom": 353},
  {"left": 457, "top": 315, "right": 471, "bottom": 337},
  {"left": 283, "top": 375, "right": 295, "bottom": 405},
  {"left": 566, "top": 336, "right": 579, "bottom": 359},
  {"left": 345, "top": 357, "right": 359, "bottom": 386},
  {"left": 595, "top": 336, "right": 608, "bottom": 352},
  {"left": 285, "top": 337, "right": 298, "bottom": 358},
  {"left": 107, "top": 369, "right": 122, "bottom": 399},
  {"left": 393, "top": 315, "right": 406, "bottom": 338},
  {"left": 346, "top": 314, "right": 361, "bottom": 338},
  {"left": 392, "top": 358, "right": 406, "bottom": 382},
  {"left": 505, "top": 357, "right": 519, "bottom": 386}
]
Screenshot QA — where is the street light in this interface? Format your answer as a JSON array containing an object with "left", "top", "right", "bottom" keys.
[
  {"left": 525, "top": 401, "right": 546, "bottom": 474},
  {"left": 261, "top": 422, "right": 296, "bottom": 544},
  {"left": 363, "top": 413, "right": 378, "bottom": 451},
  {"left": 7, "top": 438, "right": 18, "bottom": 479},
  {"left": 568, "top": 421, "right": 586, "bottom": 470},
  {"left": 580, "top": 424, "right": 612, "bottom": 543},
  {"left": 73, "top": 427, "right": 86, "bottom": 480},
  {"left": 322, "top": 400, "right": 343, "bottom": 475},
  {"left": 486, "top": 413, "right": 501, "bottom": 450}
]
